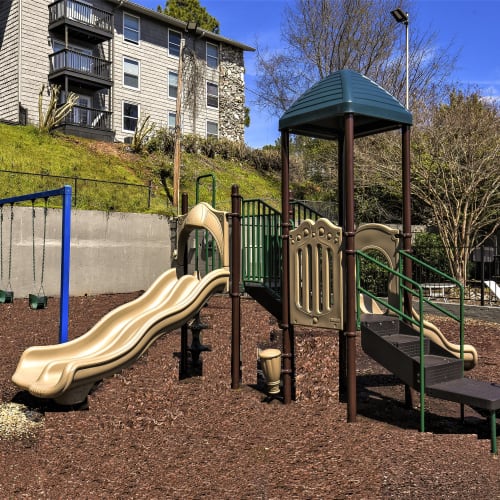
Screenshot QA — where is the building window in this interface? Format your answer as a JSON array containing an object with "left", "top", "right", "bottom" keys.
[
  {"left": 168, "top": 112, "right": 177, "bottom": 130},
  {"left": 124, "top": 13, "right": 140, "bottom": 44},
  {"left": 168, "top": 71, "right": 178, "bottom": 99},
  {"left": 123, "top": 57, "right": 139, "bottom": 89},
  {"left": 123, "top": 102, "right": 139, "bottom": 131},
  {"left": 168, "top": 29, "right": 181, "bottom": 57},
  {"left": 207, "top": 121, "right": 218, "bottom": 138},
  {"left": 206, "top": 43, "right": 219, "bottom": 69},
  {"left": 207, "top": 81, "right": 218, "bottom": 108}
]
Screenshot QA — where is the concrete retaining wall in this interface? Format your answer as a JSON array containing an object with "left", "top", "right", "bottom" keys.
[{"left": 0, "top": 206, "right": 172, "bottom": 297}]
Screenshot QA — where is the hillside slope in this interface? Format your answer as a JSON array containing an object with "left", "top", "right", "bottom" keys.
[{"left": 0, "top": 124, "right": 280, "bottom": 214}]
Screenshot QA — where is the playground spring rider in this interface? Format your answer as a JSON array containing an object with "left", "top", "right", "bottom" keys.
[
  {"left": 0, "top": 204, "right": 15, "bottom": 303},
  {"left": 29, "top": 198, "right": 49, "bottom": 309}
]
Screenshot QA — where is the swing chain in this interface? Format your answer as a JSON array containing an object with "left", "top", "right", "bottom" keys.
[
  {"left": 31, "top": 200, "right": 36, "bottom": 288},
  {"left": 40, "top": 199, "right": 48, "bottom": 292},
  {"left": 31, "top": 199, "right": 48, "bottom": 295}
]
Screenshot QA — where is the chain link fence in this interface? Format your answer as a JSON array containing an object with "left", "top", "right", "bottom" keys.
[{"left": 0, "top": 169, "right": 153, "bottom": 212}]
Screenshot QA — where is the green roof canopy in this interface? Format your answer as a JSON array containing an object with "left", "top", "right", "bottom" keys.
[{"left": 279, "top": 69, "right": 412, "bottom": 139}]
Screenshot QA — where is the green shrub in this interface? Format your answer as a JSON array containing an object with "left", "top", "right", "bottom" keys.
[
  {"left": 358, "top": 250, "right": 391, "bottom": 297},
  {"left": 413, "top": 232, "right": 450, "bottom": 274}
]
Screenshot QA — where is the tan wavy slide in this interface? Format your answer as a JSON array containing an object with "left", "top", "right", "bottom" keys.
[{"left": 12, "top": 268, "right": 230, "bottom": 405}]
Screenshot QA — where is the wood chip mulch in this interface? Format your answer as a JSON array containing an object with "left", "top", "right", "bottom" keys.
[{"left": 1, "top": 293, "right": 500, "bottom": 498}]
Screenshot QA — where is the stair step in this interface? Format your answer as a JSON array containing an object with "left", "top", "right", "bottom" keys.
[
  {"left": 412, "top": 354, "right": 464, "bottom": 386},
  {"left": 361, "top": 317, "right": 464, "bottom": 389},
  {"left": 427, "top": 378, "right": 500, "bottom": 411},
  {"left": 386, "top": 334, "right": 430, "bottom": 357}
]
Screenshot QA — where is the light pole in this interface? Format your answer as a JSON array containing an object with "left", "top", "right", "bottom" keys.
[{"left": 391, "top": 8, "right": 409, "bottom": 109}]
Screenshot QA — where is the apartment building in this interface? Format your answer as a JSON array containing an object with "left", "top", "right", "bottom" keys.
[{"left": 0, "top": 0, "right": 254, "bottom": 142}]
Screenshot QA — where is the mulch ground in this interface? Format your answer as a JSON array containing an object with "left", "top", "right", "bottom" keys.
[{"left": 1, "top": 292, "right": 500, "bottom": 498}]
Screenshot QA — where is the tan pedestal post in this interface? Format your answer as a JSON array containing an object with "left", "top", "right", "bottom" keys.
[{"left": 259, "top": 348, "right": 282, "bottom": 396}]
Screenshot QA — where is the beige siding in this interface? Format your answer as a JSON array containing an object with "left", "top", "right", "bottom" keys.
[
  {"left": 19, "top": 0, "right": 51, "bottom": 125},
  {"left": 112, "top": 11, "right": 228, "bottom": 142},
  {"left": 0, "top": 0, "right": 247, "bottom": 143},
  {"left": 113, "top": 10, "right": 178, "bottom": 141},
  {"left": 0, "top": 0, "right": 20, "bottom": 122}
]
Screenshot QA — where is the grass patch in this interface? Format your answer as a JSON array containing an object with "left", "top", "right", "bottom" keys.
[{"left": 0, "top": 124, "right": 281, "bottom": 214}]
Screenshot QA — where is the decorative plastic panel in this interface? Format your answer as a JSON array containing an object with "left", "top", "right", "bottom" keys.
[{"left": 289, "top": 218, "right": 343, "bottom": 329}]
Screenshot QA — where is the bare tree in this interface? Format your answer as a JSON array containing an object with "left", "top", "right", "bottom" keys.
[
  {"left": 412, "top": 89, "right": 500, "bottom": 283},
  {"left": 255, "top": 0, "right": 457, "bottom": 117}
]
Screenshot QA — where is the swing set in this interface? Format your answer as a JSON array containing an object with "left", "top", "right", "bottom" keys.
[{"left": 0, "top": 186, "right": 72, "bottom": 343}]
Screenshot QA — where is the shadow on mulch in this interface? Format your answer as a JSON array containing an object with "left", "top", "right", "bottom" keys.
[
  {"left": 11, "top": 388, "right": 96, "bottom": 414},
  {"left": 357, "top": 373, "right": 493, "bottom": 442}
]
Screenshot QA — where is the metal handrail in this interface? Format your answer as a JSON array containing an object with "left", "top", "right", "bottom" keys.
[
  {"left": 49, "top": 49, "right": 112, "bottom": 81},
  {"left": 241, "top": 199, "right": 327, "bottom": 290},
  {"left": 400, "top": 250, "right": 465, "bottom": 365},
  {"left": 356, "top": 250, "right": 427, "bottom": 432},
  {"left": 49, "top": 0, "right": 113, "bottom": 33},
  {"left": 61, "top": 105, "right": 112, "bottom": 130},
  {"left": 289, "top": 200, "right": 325, "bottom": 227}
]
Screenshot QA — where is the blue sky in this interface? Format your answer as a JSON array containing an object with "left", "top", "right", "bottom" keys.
[{"left": 137, "top": 0, "right": 500, "bottom": 148}]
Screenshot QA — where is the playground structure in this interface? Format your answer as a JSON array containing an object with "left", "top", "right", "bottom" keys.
[{"left": 10, "top": 70, "right": 500, "bottom": 453}]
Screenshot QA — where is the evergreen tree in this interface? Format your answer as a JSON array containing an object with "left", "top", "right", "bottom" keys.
[{"left": 157, "top": 0, "right": 219, "bottom": 34}]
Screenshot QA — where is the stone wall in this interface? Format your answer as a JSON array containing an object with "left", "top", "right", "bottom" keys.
[{"left": 219, "top": 45, "right": 245, "bottom": 142}]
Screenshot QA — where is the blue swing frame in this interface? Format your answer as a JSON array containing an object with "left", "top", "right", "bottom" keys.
[{"left": 0, "top": 186, "right": 72, "bottom": 343}]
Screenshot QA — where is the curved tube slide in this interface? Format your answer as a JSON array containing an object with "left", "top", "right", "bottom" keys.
[{"left": 12, "top": 268, "right": 230, "bottom": 405}]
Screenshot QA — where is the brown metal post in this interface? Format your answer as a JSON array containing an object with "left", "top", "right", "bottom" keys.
[
  {"left": 402, "top": 125, "right": 413, "bottom": 317},
  {"left": 281, "top": 130, "right": 293, "bottom": 404},
  {"left": 231, "top": 185, "right": 242, "bottom": 389},
  {"left": 337, "top": 134, "right": 347, "bottom": 402},
  {"left": 344, "top": 114, "right": 357, "bottom": 422},
  {"left": 180, "top": 192, "right": 189, "bottom": 378},
  {"left": 402, "top": 124, "right": 415, "bottom": 408}
]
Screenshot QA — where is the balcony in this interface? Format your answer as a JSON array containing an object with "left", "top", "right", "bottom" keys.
[
  {"left": 57, "top": 105, "right": 114, "bottom": 142},
  {"left": 49, "top": 0, "right": 113, "bottom": 42},
  {"left": 49, "top": 49, "right": 112, "bottom": 88}
]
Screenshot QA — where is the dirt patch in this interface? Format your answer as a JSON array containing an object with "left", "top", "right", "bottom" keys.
[{"left": 1, "top": 293, "right": 500, "bottom": 498}]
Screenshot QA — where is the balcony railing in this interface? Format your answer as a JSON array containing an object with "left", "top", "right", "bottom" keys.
[
  {"left": 49, "top": 0, "right": 113, "bottom": 34},
  {"left": 61, "top": 105, "right": 112, "bottom": 130},
  {"left": 49, "top": 49, "right": 111, "bottom": 82}
]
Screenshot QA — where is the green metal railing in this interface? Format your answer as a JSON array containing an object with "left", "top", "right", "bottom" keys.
[
  {"left": 241, "top": 199, "right": 326, "bottom": 294},
  {"left": 400, "top": 250, "right": 465, "bottom": 367},
  {"left": 356, "top": 250, "right": 466, "bottom": 433},
  {"left": 289, "top": 200, "right": 325, "bottom": 227},
  {"left": 241, "top": 199, "right": 282, "bottom": 294},
  {"left": 194, "top": 174, "right": 221, "bottom": 275}
]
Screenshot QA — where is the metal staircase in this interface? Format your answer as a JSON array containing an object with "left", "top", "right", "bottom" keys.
[
  {"left": 361, "top": 314, "right": 500, "bottom": 453},
  {"left": 357, "top": 251, "right": 500, "bottom": 454}
]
